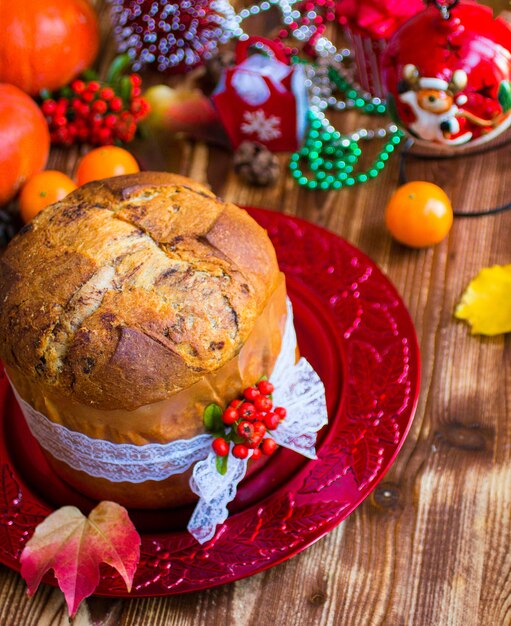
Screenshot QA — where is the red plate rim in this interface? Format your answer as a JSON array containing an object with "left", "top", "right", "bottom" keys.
[{"left": 0, "top": 207, "right": 420, "bottom": 596}]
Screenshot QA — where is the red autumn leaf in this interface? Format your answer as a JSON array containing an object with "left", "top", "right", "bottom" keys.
[{"left": 20, "top": 501, "right": 140, "bottom": 617}]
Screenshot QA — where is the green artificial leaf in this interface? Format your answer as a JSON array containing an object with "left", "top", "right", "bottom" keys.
[
  {"left": 203, "top": 403, "right": 223, "bottom": 432},
  {"left": 498, "top": 80, "right": 511, "bottom": 113},
  {"left": 60, "top": 85, "right": 73, "bottom": 99},
  {"left": 119, "top": 75, "right": 133, "bottom": 104},
  {"left": 106, "top": 54, "right": 132, "bottom": 85},
  {"left": 216, "top": 455, "right": 228, "bottom": 475},
  {"left": 232, "top": 433, "right": 245, "bottom": 445},
  {"left": 81, "top": 68, "right": 98, "bottom": 82}
]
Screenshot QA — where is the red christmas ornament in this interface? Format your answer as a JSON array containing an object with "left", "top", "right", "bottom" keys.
[
  {"left": 108, "top": 0, "right": 238, "bottom": 73},
  {"left": 382, "top": 0, "right": 511, "bottom": 148}
]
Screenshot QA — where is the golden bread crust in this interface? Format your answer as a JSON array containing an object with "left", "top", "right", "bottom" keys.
[{"left": 0, "top": 172, "right": 280, "bottom": 410}]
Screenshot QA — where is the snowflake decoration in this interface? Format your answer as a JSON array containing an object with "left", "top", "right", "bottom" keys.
[{"left": 241, "top": 110, "right": 282, "bottom": 142}]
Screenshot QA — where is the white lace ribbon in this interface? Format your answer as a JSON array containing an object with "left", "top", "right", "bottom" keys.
[
  {"left": 10, "top": 386, "right": 214, "bottom": 484},
  {"left": 188, "top": 444, "right": 252, "bottom": 544},
  {"left": 9, "top": 299, "right": 328, "bottom": 543}
]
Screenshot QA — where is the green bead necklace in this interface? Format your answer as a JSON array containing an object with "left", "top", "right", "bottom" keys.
[{"left": 290, "top": 66, "right": 404, "bottom": 190}]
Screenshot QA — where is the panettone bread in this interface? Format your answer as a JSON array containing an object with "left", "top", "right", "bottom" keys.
[{"left": 0, "top": 172, "right": 288, "bottom": 508}]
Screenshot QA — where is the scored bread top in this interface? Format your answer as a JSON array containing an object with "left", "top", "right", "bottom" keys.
[{"left": 0, "top": 172, "right": 280, "bottom": 410}]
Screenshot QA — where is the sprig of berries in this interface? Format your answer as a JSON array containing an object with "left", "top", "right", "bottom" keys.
[
  {"left": 39, "top": 55, "right": 150, "bottom": 146},
  {"left": 203, "top": 379, "right": 287, "bottom": 475}
]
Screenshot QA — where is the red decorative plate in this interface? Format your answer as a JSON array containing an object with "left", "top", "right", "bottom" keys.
[{"left": 0, "top": 208, "right": 420, "bottom": 595}]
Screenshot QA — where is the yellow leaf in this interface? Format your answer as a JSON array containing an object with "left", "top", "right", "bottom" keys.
[{"left": 455, "top": 264, "right": 511, "bottom": 335}]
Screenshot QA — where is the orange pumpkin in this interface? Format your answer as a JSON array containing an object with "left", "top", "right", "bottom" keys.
[
  {"left": 0, "top": 0, "right": 99, "bottom": 95},
  {"left": 0, "top": 84, "right": 50, "bottom": 206}
]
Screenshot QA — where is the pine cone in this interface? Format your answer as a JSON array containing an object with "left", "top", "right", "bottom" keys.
[
  {"left": 0, "top": 208, "right": 22, "bottom": 251},
  {"left": 233, "top": 142, "right": 280, "bottom": 187}
]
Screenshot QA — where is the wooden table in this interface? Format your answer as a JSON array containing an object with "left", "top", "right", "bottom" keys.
[{"left": 1, "top": 2, "right": 511, "bottom": 624}]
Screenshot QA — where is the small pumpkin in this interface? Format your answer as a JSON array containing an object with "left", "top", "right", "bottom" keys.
[
  {"left": 0, "top": 84, "right": 50, "bottom": 206},
  {"left": 0, "top": 0, "right": 99, "bottom": 96}
]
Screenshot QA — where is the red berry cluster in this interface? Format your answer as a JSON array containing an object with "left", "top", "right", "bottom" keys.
[
  {"left": 40, "top": 74, "right": 149, "bottom": 146},
  {"left": 211, "top": 380, "right": 287, "bottom": 461}
]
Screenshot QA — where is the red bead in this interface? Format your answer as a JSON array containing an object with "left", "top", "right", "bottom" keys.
[
  {"left": 56, "top": 126, "right": 72, "bottom": 144},
  {"left": 243, "top": 386, "right": 260, "bottom": 401},
  {"left": 253, "top": 421, "right": 267, "bottom": 436},
  {"left": 79, "top": 103, "right": 90, "bottom": 116},
  {"left": 41, "top": 99, "right": 57, "bottom": 116},
  {"left": 262, "top": 438, "right": 278, "bottom": 456},
  {"left": 110, "top": 97, "right": 123, "bottom": 112},
  {"left": 56, "top": 98, "right": 68, "bottom": 112},
  {"left": 87, "top": 81, "right": 100, "bottom": 93},
  {"left": 92, "top": 100, "right": 108, "bottom": 114},
  {"left": 237, "top": 421, "right": 254, "bottom": 440},
  {"left": 104, "top": 114, "right": 118, "bottom": 128},
  {"left": 257, "top": 380, "right": 274, "bottom": 395},
  {"left": 264, "top": 412, "right": 280, "bottom": 430},
  {"left": 91, "top": 114, "right": 103, "bottom": 128},
  {"left": 254, "top": 395, "right": 272, "bottom": 412},
  {"left": 274, "top": 407, "right": 287, "bottom": 420},
  {"left": 130, "top": 74, "right": 142, "bottom": 87},
  {"left": 222, "top": 407, "right": 238, "bottom": 425},
  {"left": 212, "top": 437, "right": 229, "bottom": 457},
  {"left": 238, "top": 402, "right": 256, "bottom": 421},
  {"left": 248, "top": 435, "right": 263, "bottom": 449},
  {"left": 130, "top": 97, "right": 145, "bottom": 114},
  {"left": 100, "top": 87, "right": 115, "bottom": 101},
  {"left": 232, "top": 444, "right": 249, "bottom": 459},
  {"left": 82, "top": 91, "right": 95, "bottom": 103},
  {"left": 138, "top": 99, "right": 150, "bottom": 116},
  {"left": 97, "top": 127, "right": 113, "bottom": 145},
  {"left": 251, "top": 448, "right": 262, "bottom": 461},
  {"left": 71, "top": 80, "right": 85, "bottom": 94}
]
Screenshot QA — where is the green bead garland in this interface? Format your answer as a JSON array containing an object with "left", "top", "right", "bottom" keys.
[
  {"left": 290, "top": 66, "right": 404, "bottom": 190},
  {"left": 327, "top": 67, "right": 388, "bottom": 116},
  {"left": 290, "top": 111, "right": 403, "bottom": 190}
]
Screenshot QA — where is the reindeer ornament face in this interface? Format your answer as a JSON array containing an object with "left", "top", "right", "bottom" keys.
[
  {"left": 397, "top": 65, "right": 472, "bottom": 146},
  {"left": 382, "top": 1, "right": 511, "bottom": 149},
  {"left": 418, "top": 90, "right": 453, "bottom": 114}
]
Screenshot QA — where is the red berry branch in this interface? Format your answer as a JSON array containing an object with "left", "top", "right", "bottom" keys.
[
  {"left": 39, "top": 55, "right": 150, "bottom": 146},
  {"left": 203, "top": 379, "right": 287, "bottom": 474}
]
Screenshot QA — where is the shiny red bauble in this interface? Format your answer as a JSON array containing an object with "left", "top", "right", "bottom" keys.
[{"left": 382, "top": 1, "right": 511, "bottom": 148}]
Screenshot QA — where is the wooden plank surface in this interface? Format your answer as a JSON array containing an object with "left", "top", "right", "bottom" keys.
[{"left": 1, "top": 2, "right": 511, "bottom": 624}]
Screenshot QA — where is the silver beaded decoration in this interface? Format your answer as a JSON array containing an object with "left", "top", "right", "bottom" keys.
[{"left": 108, "top": 0, "right": 242, "bottom": 72}]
